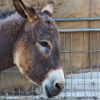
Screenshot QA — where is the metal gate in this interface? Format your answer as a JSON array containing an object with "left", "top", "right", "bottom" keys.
[{"left": 0, "top": 17, "right": 100, "bottom": 100}]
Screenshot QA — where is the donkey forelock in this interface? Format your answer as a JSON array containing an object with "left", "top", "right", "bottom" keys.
[{"left": 0, "top": 10, "right": 16, "bottom": 20}]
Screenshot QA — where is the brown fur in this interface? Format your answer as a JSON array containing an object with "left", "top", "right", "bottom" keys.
[
  {"left": 0, "top": 11, "right": 61, "bottom": 85},
  {"left": 0, "top": 13, "right": 25, "bottom": 71}
]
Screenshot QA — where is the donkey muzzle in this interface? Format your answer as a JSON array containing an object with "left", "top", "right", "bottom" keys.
[
  {"left": 43, "top": 69, "right": 65, "bottom": 98},
  {"left": 45, "top": 82, "right": 64, "bottom": 98}
]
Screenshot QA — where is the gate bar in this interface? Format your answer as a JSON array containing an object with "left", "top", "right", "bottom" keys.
[
  {"left": 59, "top": 28, "right": 100, "bottom": 32},
  {"left": 54, "top": 17, "right": 100, "bottom": 21}
]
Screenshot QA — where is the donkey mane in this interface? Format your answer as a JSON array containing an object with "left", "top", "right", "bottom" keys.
[{"left": 0, "top": 10, "right": 16, "bottom": 20}]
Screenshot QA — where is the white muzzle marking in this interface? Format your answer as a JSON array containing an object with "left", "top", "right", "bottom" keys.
[{"left": 42, "top": 69, "right": 65, "bottom": 94}]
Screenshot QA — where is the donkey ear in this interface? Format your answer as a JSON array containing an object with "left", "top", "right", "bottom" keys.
[
  {"left": 12, "top": 0, "right": 38, "bottom": 22},
  {"left": 41, "top": 2, "right": 54, "bottom": 17}
]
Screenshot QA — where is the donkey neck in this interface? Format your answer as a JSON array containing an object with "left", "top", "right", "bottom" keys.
[{"left": 0, "top": 13, "right": 26, "bottom": 71}]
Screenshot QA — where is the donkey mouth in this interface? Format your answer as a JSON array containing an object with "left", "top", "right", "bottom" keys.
[{"left": 45, "top": 86, "right": 52, "bottom": 98}]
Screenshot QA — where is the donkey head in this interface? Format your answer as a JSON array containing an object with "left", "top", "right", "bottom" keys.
[{"left": 13, "top": 0, "right": 65, "bottom": 98}]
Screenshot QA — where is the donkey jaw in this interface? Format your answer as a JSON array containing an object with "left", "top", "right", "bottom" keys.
[{"left": 42, "top": 69, "right": 65, "bottom": 98}]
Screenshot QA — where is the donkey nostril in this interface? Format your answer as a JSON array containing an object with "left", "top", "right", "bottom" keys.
[{"left": 54, "top": 83, "right": 61, "bottom": 91}]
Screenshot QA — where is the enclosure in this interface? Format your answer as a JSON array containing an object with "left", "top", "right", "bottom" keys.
[{"left": 1, "top": 0, "right": 100, "bottom": 100}]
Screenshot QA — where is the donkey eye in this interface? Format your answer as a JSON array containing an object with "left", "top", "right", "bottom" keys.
[
  {"left": 46, "top": 20, "right": 51, "bottom": 24},
  {"left": 39, "top": 41, "right": 49, "bottom": 48}
]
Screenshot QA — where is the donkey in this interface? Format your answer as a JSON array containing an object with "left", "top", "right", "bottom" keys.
[{"left": 0, "top": 0, "right": 65, "bottom": 98}]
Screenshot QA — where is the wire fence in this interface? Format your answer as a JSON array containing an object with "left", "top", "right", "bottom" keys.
[{"left": 0, "top": 17, "right": 100, "bottom": 100}]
